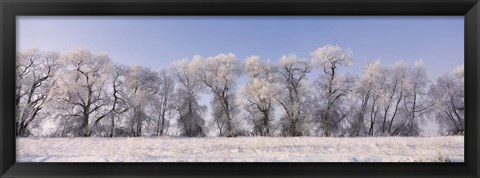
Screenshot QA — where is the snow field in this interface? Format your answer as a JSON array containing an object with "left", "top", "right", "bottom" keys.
[{"left": 16, "top": 136, "right": 464, "bottom": 162}]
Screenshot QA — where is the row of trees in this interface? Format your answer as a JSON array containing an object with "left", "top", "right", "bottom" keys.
[{"left": 15, "top": 45, "right": 464, "bottom": 137}]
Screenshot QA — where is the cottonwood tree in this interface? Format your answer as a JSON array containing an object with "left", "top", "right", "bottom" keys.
[
  {"left": 365, "top": 60, "right": 390, "bottom": 136},
  {"left": 54, "top": 48, "right": 112, "bottom": 136},
  {"left": 172, "top": 57, "right": 207, "bottom": 137},
  {"left": 196, "top": 53, "right": 242, "bottom": 136},
  {"left": 237, "top": 56, "right": 279, "bottom": 136},
  {"left": 16, "top": 49, "right": 60, "bottom": 136},
  {"left": 275, "top": 54, "right": 313, "bottom": 136},
  {"left": 355, "top": 61, "right": 412, "bottom": 136},
  {"left": 123, "top": 65, "right": 161, "bottom": 137},
  {"left": 17, "top": 45, "right": 462, "bottom": 138},
  {"left": 103, "top": 64, "right": 129, "bottom": 137},
  {"left": 429, "top": 65, "right": 464, "bottom": 135},
  {"left": 378, "top": 62, "right": 410, "bottom": 135},
  {"left": 154, "top": 69, "right": 176, "bottom": 136},
  {"left": 454, "top": 65, "right": 465, "bottom": 114},
  {"left": 351, "top": 60, "right": 388, "bottom": 136},
  {"left": 311, "top": 44, "right": 355, "bottom": 136},
  {"left": 394, "top": 60, "right": 430, "bottom": 136}
]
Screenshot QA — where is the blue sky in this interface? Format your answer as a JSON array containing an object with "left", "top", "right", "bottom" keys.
[{"left": 17, "top": 16, "right": 463, "bottom": 81}]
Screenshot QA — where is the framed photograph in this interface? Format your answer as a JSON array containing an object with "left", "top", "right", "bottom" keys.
[{"left": 1, "top": 0, "right": 479, "bottom": 177}]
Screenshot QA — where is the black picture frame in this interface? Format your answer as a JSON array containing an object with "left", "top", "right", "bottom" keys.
[{"left": 1, "top": 0, "right": 479, "bottom": 177}]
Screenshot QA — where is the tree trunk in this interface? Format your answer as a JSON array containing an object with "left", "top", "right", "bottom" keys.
[
  {"left": 223, "top": 96, "right": 233, "bottom": 137},
  {"left": 17, "top": 122, "right": 29, "bottom": 137},
  {"left": 110, "top": 115, "right": 115, "bottom": 137},
  {"left": 388, "top": 90, "right": 403, "bottom": 134},
  {"left": 262, "top": 109, "right": 270, "bottom": 136}
]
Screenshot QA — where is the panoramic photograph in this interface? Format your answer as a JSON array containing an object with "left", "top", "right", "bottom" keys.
[{"left": 15, "top": 16, "right": 464, "bottom": 162}]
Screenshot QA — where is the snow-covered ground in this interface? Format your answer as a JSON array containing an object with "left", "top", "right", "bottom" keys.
[{"left": 16, "top": 136, "right": 463, "bottom": 162}]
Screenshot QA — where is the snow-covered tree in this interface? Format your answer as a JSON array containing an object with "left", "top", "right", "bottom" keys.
[
  {"left": 196, "top": 53, "right": 242, "bottom": 136},
  {"left": 237, "top": 56, "right": 279, "bottom": 136},
  {"left": 16, "top": 49, "right": 60, "bottom": 136},
  {"left": 429, "top": 65, "right": 464, "bottom": 135},
  {"left": 311, "top": 44, "right": 355, "bottom": 136},
  {"left": 275, "top": 54, "right": 313, "bottom": 136},
  {"left": 154, "top": 69, "right": 176, "bottom": 136},
  {"left": 16, "top": 45, "right": 463, "bottom": 138},
  {"left": 172, "top": 57, "right": 207, "bottom": 137},
  {"left": 394, "top": 60, "right": 430, "bottom": 136},
  {"left": 383, "top": 62, "right": 410, "bottom": 135},
  {"left": 351, "top": 60, "right": 388, "bottom": 136},
  {"left": 122, "top": 65, "right": 161, "bottom": 137},
  {"left": 103, "top": 64, "right": 130, "bottom": 137},
  {"left": 454, "top": 65, "right": 465, "bottom": 116},
  {"left": 454, "top": 65, "right": 464, "bottom": 80},
  {"left": 54, "top": 48, "right": 112, "bottom": 136}
]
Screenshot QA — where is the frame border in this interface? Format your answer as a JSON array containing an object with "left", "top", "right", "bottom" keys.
[{"left": 1, "top": 0, "right": 479, "bottom": 177}]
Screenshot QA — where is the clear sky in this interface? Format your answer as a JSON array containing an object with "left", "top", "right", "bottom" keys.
[{"left": 17, "top": 16, "right": 463, "bottom": 81}]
